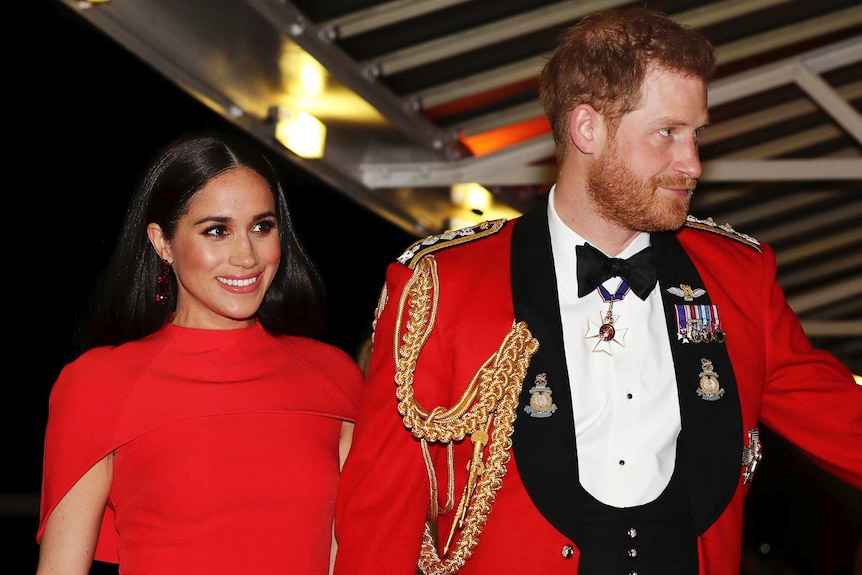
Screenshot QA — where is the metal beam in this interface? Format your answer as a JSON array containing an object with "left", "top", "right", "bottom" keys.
[
  {"left": 248, "top": 0, "right": 464, "bottom": 157},
  {"left": 702, "top": 159, "right": 862, "bottom": 181},
  {"left": 322, "top": 0, "right": 471, "bottom": 39},
  {"left": 366, "top": 0, "right": 629, "bottom": 77}
]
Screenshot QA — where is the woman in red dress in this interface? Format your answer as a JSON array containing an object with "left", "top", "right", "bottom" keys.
[{"left": 36, "top": 132, "right": 364, "bottom": 575}]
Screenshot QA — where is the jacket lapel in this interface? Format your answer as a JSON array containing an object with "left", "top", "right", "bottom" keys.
[
  {"left": 652, "top": 232, "right": 742, "bottom": 533},
  {"left": 508, "top": 202, "right": 742, "bottom": 538},
  {"left": 510, "top": 196, "right": 584, "bottom": 536}
]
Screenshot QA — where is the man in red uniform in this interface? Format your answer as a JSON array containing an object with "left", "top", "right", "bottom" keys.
[{"left": 334, "top": 7, "right": 862, "bottom": 575}]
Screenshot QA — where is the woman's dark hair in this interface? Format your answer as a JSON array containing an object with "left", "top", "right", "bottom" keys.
[{"left": 77, "top": 131, "right": 326, "bottom": 353}]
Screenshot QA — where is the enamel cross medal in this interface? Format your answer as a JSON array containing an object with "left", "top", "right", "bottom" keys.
[{"left": 585, "top": 281, "right": 630, "bottom": 355}]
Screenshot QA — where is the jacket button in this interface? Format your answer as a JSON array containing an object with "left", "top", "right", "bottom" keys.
[
  {"left": 561, "top": 545, "right": 574, "bottom": 559},
  {"left": 627, "top": 548, "right": 638, "bottom": 558},
  {"left": 627, "top": 527, "right": 637, "bottom": 538}
]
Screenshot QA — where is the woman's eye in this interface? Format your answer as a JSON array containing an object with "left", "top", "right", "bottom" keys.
[
  {"left": 203, "top": 225, "right": 229, "bottom": 237},
  {"left": 253, "top": 220, "right": 278, "bottom": 234}
]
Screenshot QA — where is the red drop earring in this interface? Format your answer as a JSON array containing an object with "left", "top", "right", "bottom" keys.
[{"left": 155, "top": 259, "right": 172, "bottom": 307}]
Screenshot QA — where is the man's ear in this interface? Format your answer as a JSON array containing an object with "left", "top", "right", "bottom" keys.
[
  {"left": 568, "top": 104, "right": 603, "bottom": 155},
  {"left": 147, "top": 223, "right": 173, "bottom": 263}
]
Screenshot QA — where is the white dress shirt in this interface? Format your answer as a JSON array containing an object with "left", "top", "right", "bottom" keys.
[{"left": 547, "top": 186, "right": 681, "bottom": 507}]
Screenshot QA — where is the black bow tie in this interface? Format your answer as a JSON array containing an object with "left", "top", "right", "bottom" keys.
[{"left": 576, "top": 243, "right": 658, "bottom": 300}]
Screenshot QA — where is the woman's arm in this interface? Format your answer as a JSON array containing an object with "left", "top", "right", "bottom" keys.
[
  {"left": 36, "top": 453, "right": 113, "bottom": 575},
  {"left": 338, "top": 421, "right": 355, "bottom": 471},
  {"left": 329, "top": 421, "right": 355, "bottom": 575}
]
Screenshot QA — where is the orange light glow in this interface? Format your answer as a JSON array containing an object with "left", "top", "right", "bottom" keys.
[{"left": 460, "top": 117, "right": 551, "bottom": 156}]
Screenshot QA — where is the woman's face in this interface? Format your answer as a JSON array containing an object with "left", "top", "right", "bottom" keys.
[{"left": 159, "top": 166, "right": 281, "bottom": 330}]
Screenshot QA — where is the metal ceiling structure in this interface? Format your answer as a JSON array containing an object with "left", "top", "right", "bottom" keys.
[{"left": 58, "top": 0, "right": 861, "bottom": 372}]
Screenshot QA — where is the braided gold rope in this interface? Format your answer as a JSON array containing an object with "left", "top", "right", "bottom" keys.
[{"left": 393, "top": 256, "right": 539, "bottom": 575}]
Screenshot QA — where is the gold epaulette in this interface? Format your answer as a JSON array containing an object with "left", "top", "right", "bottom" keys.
[
  {"left": 684, "top": 215, "right": 761, "bottom": 253},
  {"left": 396, "top": 219, "right": 508, "bottom": 269}
]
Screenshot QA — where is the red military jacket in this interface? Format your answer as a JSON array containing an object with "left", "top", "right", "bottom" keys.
[{"left": 335, "top": 198, "right": 862, "bottom": 575}]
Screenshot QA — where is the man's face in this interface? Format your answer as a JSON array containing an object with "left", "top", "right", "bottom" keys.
[{"left": 587, "top": 66, "right": 708, "bottom": 232}]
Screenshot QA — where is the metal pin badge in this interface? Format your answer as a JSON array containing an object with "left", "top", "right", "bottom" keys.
[
  {"left": 667, "top": 284, "right": 706, "bottom": 301},
  {"left": 696, "top": 357, "right": 725, "bottom": 401},
  {"left": 525, "top": 373, "right": 557, "bottom": 418},
  {"left": 742, "top": 427, "right": 763, "bottom": 484}
]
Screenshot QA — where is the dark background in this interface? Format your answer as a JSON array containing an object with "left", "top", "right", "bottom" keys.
[{"left": 7, "top": 2, "right": 859, "bottom": 573}]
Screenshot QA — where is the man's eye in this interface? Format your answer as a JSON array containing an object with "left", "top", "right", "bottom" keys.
[{"left": 658, "top": 128, "right": 673, "bottom": 137}]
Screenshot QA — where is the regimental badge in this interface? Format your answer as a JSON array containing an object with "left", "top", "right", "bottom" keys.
[
  {"left": 742, "top": 427, "right": 763, "bottom": 484},
  {"left": 696, "top": 358, "right": 725, "bottom": 401},
  {"left": 667, "top": 284, "right": 706, "bottom": 301},
  {"left": 675, "top": 304, "right": 726, "bottom": 344},
  {"left": 525, "top": 373, "right": 557, "bottom": 418}
]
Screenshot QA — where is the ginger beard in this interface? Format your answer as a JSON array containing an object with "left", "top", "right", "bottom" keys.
[{"left": 586, "top": 137, "right": 696, "bottom": 233}]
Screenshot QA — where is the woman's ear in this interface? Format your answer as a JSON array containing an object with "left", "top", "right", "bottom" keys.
[
  {"left": 568, "top": 104, "right": 603, "bottom": 155},
  {"left": 147, "top": 223, "right": 172, "bottom": 263}
]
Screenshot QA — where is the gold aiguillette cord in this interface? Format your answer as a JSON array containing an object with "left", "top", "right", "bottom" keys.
[{"left": 394, "top": 256, "right": 538, "bottom": 575}]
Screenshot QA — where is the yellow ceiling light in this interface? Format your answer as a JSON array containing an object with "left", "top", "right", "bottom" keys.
[
  {"left": 450, "top": 182, "right": 492, "bottom": 212},
  {"left": 279, "top": 42, "right": 325, "bottom": 100},
  {"left": 271, "top": 43, "right": 329, "bottom": 159},
  {"left": 448, "top": 183, "right": 522, "bottom": 230},
  {"left": 274, "top": 106, "right": 326, "bottom": 159},
  {"left": 276, "top": 37, "right": 384, "bottom": 126}
]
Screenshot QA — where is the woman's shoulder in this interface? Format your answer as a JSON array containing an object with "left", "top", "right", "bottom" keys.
[
  {"left": 53, "top": 335, "right": 165, "bottom": 397},
  {"left": 60, "top": 342, "right": 132, "bottom": 376},
  {"left": 50, "top": 347, "right": 131, "bottom": 414},
  {"left": 272, "top": 335, "right": 359, "bottom": 367},
  {"left": 66, "top": 332, "right": 164, "bottom": 368},
  {"left": 272, "top": 335, "right": 364, "bottom": 392}
]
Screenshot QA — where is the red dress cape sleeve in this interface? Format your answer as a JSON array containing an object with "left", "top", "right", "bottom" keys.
[
  {"left": 276, "top": 335, "right": 365, "bottom": 420},
  {"left": 37, "top": 327, "right": 365, "bottom": 566},
  {"left": 37, "top": 345, "right": 148, "bottom": 563}
]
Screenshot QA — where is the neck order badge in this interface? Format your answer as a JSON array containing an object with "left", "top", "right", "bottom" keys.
[
  {"left": 577, "top": 243, "right": 658, "bottom": 355},
  {"left": 584, "top": 280, "right": 630, "bottom": 355}
]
